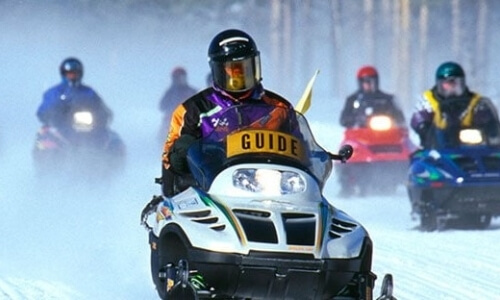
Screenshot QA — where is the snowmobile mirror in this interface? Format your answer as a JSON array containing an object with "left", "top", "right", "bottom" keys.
[
  {"left": 329, "top": 144, "right": 353, "bottom": 163},
  {"left": 339, "top": 144, "right": 354, "bottom": 162}
]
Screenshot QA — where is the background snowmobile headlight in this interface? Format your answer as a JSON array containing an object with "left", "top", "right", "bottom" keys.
[
  {"left": 459, "top": 129, "right": 483, "bottom": 145},
  {"left": 368, "top": 115, "right": 392, "bottom": 131},
  {"left": 232, "top": 168, "right": 305, "bottom": 195},
  {"left": 72, "top": 111, "right": 94, "bottom": 132}
]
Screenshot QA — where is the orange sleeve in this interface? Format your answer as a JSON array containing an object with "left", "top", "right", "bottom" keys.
[
  {"left": 162, "top": 104, "right": 187, "bottom": 168},
  {"left": 254, "top": 94, "right": 292, "bottom": 130},
  {"left": 266, "top": 107, "right": 288, "bottom": 130}
]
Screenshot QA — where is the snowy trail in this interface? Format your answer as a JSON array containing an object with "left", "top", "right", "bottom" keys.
[
  {"left": 372, "top": 225, "right": 500, "bottom": 299},
  {"left": 330, "top": 192, "right": 500, "bottom": 299},
  {"left": 0, "top": 278, "right": 83, "bottom": 300}
]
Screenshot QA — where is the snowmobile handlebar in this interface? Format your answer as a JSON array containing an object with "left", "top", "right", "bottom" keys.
[{"left": 329, "top": 144, "right": 353, "bottom": 163}]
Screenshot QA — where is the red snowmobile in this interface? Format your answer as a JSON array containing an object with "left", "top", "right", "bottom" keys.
[{"left": 336, "top": 111, "right": 415, "bottom": 196}]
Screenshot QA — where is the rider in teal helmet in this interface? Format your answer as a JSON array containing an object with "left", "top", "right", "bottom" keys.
[
  {"left": 435, "top": 61, "right": 466, "bottom": 98},
  {"left": 411, "top": 61, "right": 500, "bottom": 148}
]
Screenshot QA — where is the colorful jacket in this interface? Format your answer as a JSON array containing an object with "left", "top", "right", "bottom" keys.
[
  {"left": 410, "top": 87, "right": 500, "bottom": 147},
  {"left": 162, "top": 84, "right": 294, "bottom": 169}
]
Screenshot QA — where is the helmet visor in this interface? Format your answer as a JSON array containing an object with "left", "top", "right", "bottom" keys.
[
  {"left": 62, "top": 70, "right": 82, "bottom": 85},
  {"left": 212, "top": 55, "right": 261, "bottom": 92},
  {"left": 359, "top": 76, "right": 377, "bottom": 93},
  {"left": 437, "top": 77, "right": 465, "bottom": 97},
  {"left": 64, "top": 71, "right": 80, "bottom": 80}
]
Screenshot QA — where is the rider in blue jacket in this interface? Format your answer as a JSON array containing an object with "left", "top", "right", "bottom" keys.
[{"left": 36, "top": 57, "right": 112, "bottom": 135}]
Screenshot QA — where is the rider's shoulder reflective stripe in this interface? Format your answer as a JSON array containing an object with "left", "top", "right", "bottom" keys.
[
  {"left": 422, "top": 90, "right": 446, "bottom": 129},
  {"left": 422, "top": 90, "right": 482, "bottom": 128},
  {"left": 462, "top": 93, "right": 482, "bottom": 127}
]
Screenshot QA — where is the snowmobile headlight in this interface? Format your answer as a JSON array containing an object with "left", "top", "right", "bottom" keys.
[
  {"left": 232, "top": 168, "right": 306, "bottom": 195},
  {"left": 368, "top": 115, "right": 392, "bottom": 131},
  {"left": 459, "top": 129, "right": 483, "bottom": 145},
  {"left": 72, "top": 111, "right": 94, "bottom": 132}
]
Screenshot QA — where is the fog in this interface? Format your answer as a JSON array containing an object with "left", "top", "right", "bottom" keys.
[
  {"left": 1, "top": 1, "right": 500, "bottom": 299},
  {"left": 0, "top": 2, "right": 210, "bottom": 299}
]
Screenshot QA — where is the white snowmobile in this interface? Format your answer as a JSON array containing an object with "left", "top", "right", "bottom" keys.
[{"left": 142, "top": 104, "right": 395, "bottom": 300}]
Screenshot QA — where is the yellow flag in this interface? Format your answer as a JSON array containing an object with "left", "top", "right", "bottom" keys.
[{"left": 295, "top": 69, "right": 320, "bottom": 114}]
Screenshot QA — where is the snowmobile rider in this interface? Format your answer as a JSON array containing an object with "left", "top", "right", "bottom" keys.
[
  {"left": 160, "top": 28, "right": 295, "bottom": 197},
  {"left": 339, "top": 65, "right": 405, "bottom": 128},
  {"left": 157, "top": 67, "right": 198, "bottom": 143},
  {"left": 36, "top": 57, "right": 112, "bottom": 136},
  {"left": 143, "top": 28, "right": 296, "bottom": 294},
  {"left": 158, "top": 66, "right": 198, "bottom": 120},
  {"left": 410, "top": 61, "right": 500, "bottom": 148}
]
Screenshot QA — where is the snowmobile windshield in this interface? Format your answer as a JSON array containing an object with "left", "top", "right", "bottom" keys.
[{"left": 186, "top": 104, "right": 333, "bottom": 191}]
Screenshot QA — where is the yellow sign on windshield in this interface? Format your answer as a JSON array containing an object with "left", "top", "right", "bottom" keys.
[{"left": 226, "top": 129, "right": 305, "bottom": 162}]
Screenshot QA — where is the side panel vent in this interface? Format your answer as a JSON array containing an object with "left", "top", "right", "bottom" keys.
[
  {"left": 180, "top": 209, "right": 225, "bottom": 232},
  {"left": 210, "top": 223, "right": 226, "bottom": 231},
  {"left": 192, "top": 216, "right": 219, "bottom": 224},
  {"left": 329, "top": 217, "right": 357, "bottom": 239},
  {"left": 452, "top": 156, "right": 479, "bottom": 173},
  {"left": 282, "top": 213, "right": 316, "bottom": 246},
  {"left": 482, "top": 156, "right": 500, "bottom": 172},
  {"left": 180, "top": 209, "right": 211, "bottom": 218}
]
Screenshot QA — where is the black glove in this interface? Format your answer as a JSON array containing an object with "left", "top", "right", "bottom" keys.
[
  {"left": 161, "top": 166, "right": 175, "bottom": 197},
  {"left": 169, "top": 134, "right": 198, "bottom": 175}
]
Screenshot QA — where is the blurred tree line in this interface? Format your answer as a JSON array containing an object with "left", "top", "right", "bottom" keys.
[{"left": 6, "top": 0, "right": 498, "bottom": 114}]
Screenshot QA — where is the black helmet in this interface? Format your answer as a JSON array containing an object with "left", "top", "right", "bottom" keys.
[
  {"left": 60, "top": 57, "right": 83, "bottom": 86},
  {"left": 208, "top": 29, "right": 261, "bottom": 93},
  {"left": 435, "top": 61, "right": 466, "bottom": 98}
]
